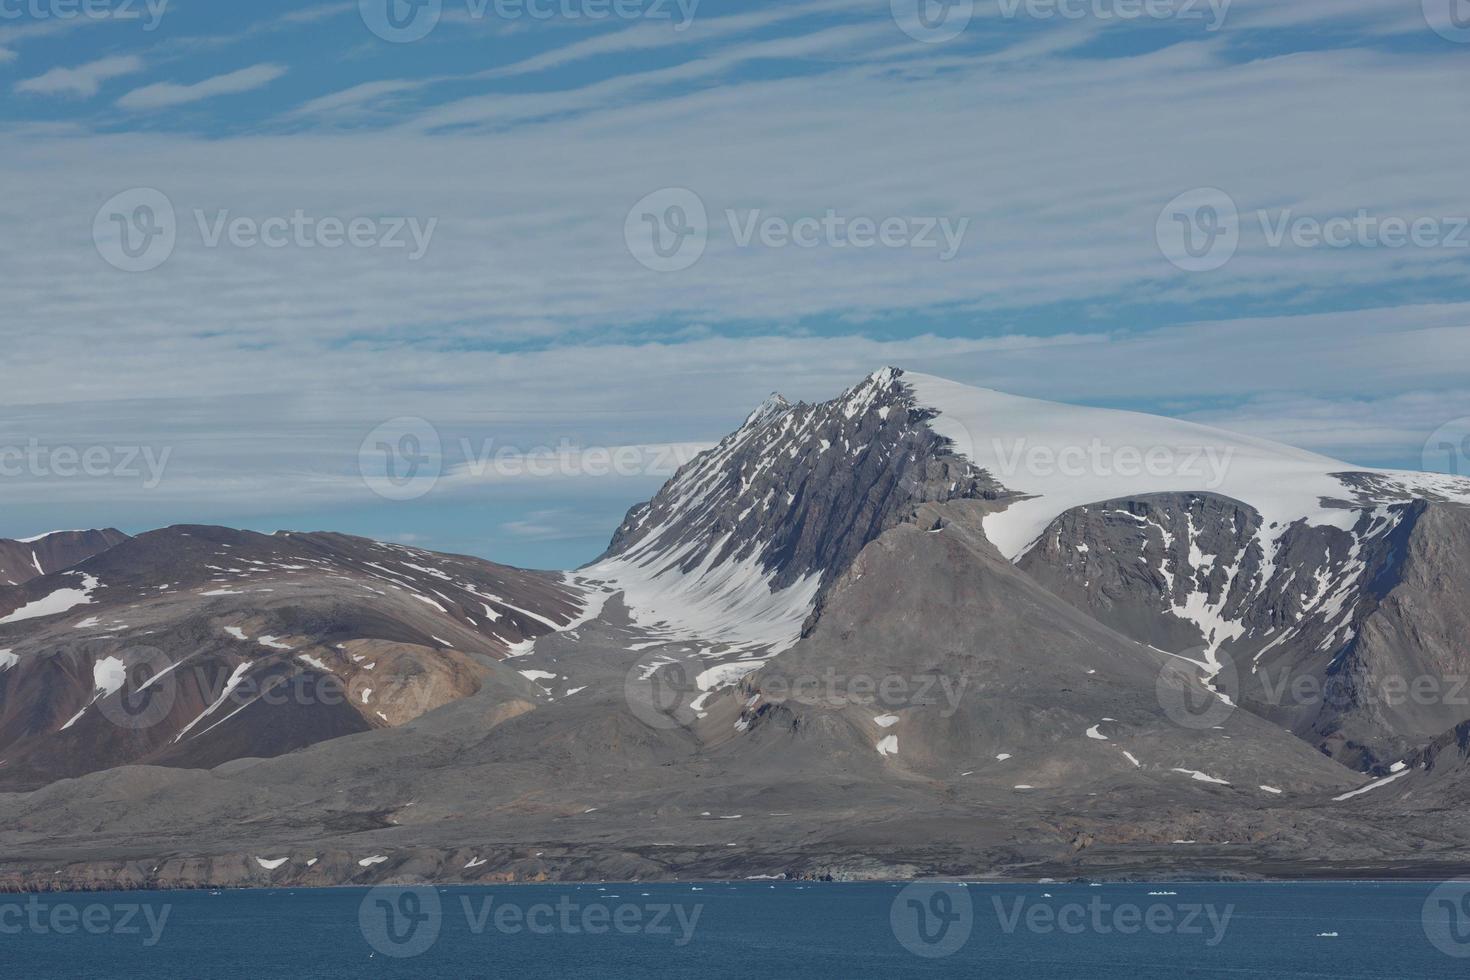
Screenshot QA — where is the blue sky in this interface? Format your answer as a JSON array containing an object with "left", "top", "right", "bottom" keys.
[{"left": 2, "top": 0, "right": 1468, "bottom": 568}]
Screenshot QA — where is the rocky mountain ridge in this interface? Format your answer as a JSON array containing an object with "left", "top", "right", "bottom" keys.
[{"left": 1, "top": 368, "right": 1468, "bottom": 889}]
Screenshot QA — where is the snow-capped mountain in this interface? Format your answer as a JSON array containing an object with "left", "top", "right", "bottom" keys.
[
  {"left": 1, "top": 367, "right": 1468, "bottom": 890},
  {"left": 588, "top": 368, "right": 1468, "bottom": 678}
]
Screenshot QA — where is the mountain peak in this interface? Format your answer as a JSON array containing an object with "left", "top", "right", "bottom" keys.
[{"left": 742, "top": 392, "right": 792, "bottom": 429}]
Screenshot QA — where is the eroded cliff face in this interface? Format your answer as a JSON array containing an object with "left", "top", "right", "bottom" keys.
[{"left": 1017, "top": 493, "right": 1470, "bottom": 769}]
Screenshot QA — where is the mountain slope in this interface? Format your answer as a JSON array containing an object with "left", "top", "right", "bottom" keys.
[
  {"left": 1, "top": 368, "right": 1468, "bottom": 888},
  {"left": 0, "top": 526, "right": 595, "bottom": 789},
  {"left": 0, "top": 529, "right": 127, "bottom": 588}
]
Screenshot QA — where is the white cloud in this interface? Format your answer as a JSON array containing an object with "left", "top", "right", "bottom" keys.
[
  {"left": 16, "top": 55, "right": 146, "bottom": 98},
  {"left": 287, "top": 79, "right": 429, "bottom": 119},
  {"left": 2, "top": 10, "right": 1466, "bottom": 537},
  {"left": 117, "top": 63, "right": 288, "bottom": 110}
]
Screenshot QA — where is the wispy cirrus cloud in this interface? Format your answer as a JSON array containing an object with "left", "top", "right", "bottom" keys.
[
  {"left": 117, "top": 63, "right": 288, "bottom": 110},
  {"left": 16, "top": 55, "right": 146, "bottom": 97},
  {"left": 1, "top": 0, "right": 1465, "bottom": 562}
]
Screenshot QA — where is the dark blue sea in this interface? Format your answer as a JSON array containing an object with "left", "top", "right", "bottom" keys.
[{"left": 3, "top": 880, "right": 1469, "bottom": 978}]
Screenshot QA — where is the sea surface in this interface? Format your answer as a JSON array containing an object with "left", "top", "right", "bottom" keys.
[{"left": 3, "top": 880, "right": 1467, "bottom": 978}]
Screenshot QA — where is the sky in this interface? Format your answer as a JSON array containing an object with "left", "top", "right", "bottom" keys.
[{"left": 1, "top": 0, "right": 1467, "bottom": 569}]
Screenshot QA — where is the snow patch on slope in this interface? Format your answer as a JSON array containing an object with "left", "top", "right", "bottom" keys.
[{"left": 0, "top": 573, "right": 100, "bottom": 624}]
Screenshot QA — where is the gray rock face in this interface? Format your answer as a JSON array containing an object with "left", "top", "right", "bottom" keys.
[
  {"left": 588, "top": 369, "right": 1006, "bottom": 651},
  {"left": 602, "top": 369, "right": 1004, "bottom": 592},
  {"left": 1016, "top": 493, "right": 1470, "bottom": 770},
  {"left": 0, "top": 528, "right": 127, "bottom": 588}
]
